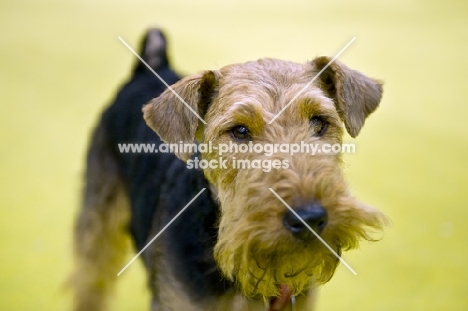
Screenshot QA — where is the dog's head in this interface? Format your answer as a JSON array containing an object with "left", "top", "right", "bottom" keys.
[{"left": 143, "top": 57, "right": 387, "bottom": 302}]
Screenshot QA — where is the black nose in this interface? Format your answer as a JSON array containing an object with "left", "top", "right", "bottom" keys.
[{"left": 283, "top": 203, "right": 328, "bottom": 240}]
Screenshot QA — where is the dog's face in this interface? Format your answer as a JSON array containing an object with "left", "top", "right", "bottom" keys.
[{"left": 143, "top": 58, "right": 386, "bottom": 299}]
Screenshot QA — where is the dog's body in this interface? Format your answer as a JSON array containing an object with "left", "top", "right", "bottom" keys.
[{"left": 72, "top": 29, "right": 386, "bottom": 311}]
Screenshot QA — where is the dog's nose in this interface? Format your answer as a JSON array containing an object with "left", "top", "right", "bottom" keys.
[{"left": 283, "top": 203, "right": 328, "bottom": 240}]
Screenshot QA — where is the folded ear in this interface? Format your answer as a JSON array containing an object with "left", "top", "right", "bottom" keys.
[
  {"left": 311, "top": 56, "right": 383, "bottom": 137},
  {"left": 143, "top": 70, "right": 219, "bottom": 161}
]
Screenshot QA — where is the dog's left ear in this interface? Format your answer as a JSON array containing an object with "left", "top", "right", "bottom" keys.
[
  {"left": 143, "top": 70, "right": 219, "bottom": 161},
  {"left": 311, "top": 57, "right": 383, "bottom": 137}
]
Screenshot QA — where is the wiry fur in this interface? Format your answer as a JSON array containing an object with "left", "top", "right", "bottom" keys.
[
  {"left": 144, "top": 58, "right": 387, "bottom": 302},
  {"left": 74, "top": 28, "right": 386, "bottom": 311}
]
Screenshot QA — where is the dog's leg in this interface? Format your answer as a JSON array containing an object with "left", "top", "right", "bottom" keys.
[{"left": 71, "top": 123, "right": 131, "bottom": 311}]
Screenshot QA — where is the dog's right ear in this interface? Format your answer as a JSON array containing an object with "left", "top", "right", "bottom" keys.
[{"left": 143, "top": 70, "right": 219, "bottom": 161}]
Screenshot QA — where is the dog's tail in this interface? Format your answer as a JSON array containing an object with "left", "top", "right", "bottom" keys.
[
  {"left": 70, "top": 122, "right": 131, "bottom": 311},
  {"left": 133, "top": 27, "right": 171, "bottom": 74}
]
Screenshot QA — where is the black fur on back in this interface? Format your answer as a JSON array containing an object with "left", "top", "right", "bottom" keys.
[{"left": 96, "top": 30, "right": 232, "bottom": 300}]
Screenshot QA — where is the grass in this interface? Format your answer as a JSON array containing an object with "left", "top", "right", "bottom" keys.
[{"left": 1, "top": 0, "right": 467, "bottom": 309}]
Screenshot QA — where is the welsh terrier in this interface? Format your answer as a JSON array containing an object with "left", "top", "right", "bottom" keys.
[{"left": 71, "top": 29, "right": 386, "bottom": 311}]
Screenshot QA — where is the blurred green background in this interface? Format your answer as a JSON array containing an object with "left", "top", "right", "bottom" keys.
[{"left": 1, "top": 0, "right": 467, "bottom": 310}]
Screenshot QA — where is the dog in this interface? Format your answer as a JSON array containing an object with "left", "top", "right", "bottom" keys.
[{"left": 71, "top": 28, "right": 386, "bottom": 311}]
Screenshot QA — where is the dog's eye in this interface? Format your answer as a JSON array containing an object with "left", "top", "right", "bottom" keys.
[
  {"left": 310, "top": 116, "right": 328, "bottom": 136},
  {"left": 231, "top": 125, "right": 251, "bottom": 140}
]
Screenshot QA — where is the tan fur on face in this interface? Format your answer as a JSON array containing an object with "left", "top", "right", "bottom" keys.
[{"left": 143, "top": 57, "right": 386, "bottom": 299}]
